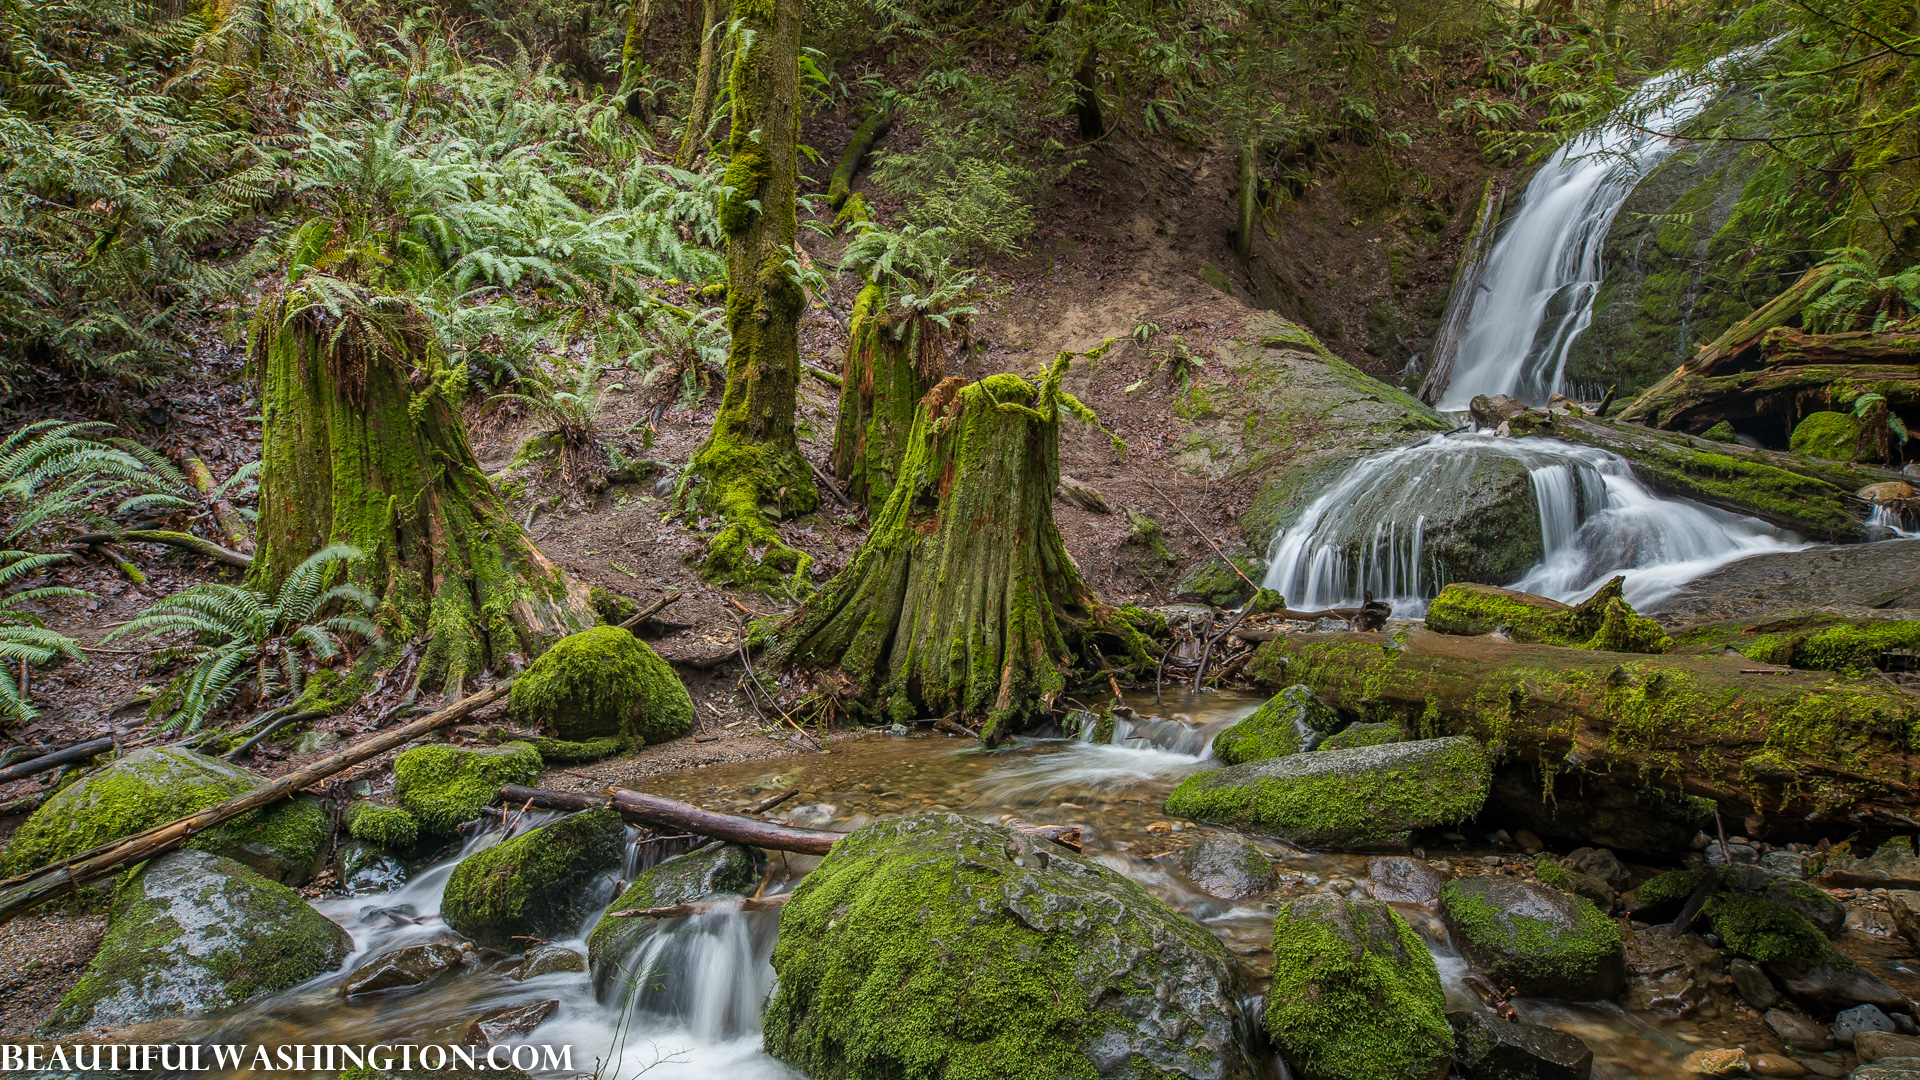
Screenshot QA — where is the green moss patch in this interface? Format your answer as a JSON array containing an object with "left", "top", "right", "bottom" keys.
[
  {"left": 441, "top": 808, "right": 626, "bottom": 948},
  {"left": 1425, "top": 578, "right": 1670, "bottom": 654},
  {"left": 345, "top": 802, "right": 419, "bottom": 851},
  {"left": 1623, "top": 869, "right": 1708, "bottom": 920},
  {"left": 1439, "top": 875, "right": 1625, "bottom": 1001},
  {"left": 393, "top": 742, "right": 542, "bottom": 836},
  {"left": 1212, "top": 685, "right": 1343, "bottom": 765},
  {"left": 1317, "top": 722, "right": 1401, "bottom": 751},
  {"left": 1703, "top": 893, "right": 1843, "bottom": 968},
  {"left": 528, "top": 735, "right": 624, "bottom": 764},
  {"left": 509, "top": 625, "right": 695, "bottom": 746},
  {"left": 1675, "top": 611, "right": 1920, "bottom": 676},
  {"left": 1791, "top": 411, "right": 1862, "bottom": 461}
]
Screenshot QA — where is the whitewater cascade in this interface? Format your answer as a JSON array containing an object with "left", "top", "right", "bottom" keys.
[{"left": 1265, "top": 64, "right": 1804, "bottom": 613}]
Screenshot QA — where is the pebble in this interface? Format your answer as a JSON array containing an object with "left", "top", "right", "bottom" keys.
[
  {"left": 1750, "top": 1054, "right": 1807, "bottom": 1077},
  {"left": 1836, "top": 1004, "right": 1900, "bottom": 1045},
  {"left": 1766, "top": 1008, "right": 1835, "bottom": 1051},
  {"left": 1684, "top": 1047, "right": 1747, "bottom": 1075},
  {"left": 1797, "top": 1059, "right": 1846, "bottom": 1078}
]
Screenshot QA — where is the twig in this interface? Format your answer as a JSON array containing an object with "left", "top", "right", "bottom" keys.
[
  {"left": 605, "top": 894, "right": 792, "bottom": 918},
  {"left": 1155, "top": 646, "right": 1169, "bottom": 699},
  {"left": 1143, "top": 480, "right": 1256, "bottom": 590},
  {"left": 750, "top": 788, "right": 800, "bottom": 814},
  {"left": 617, "top": 589, "right": 684, "bottom": 631},
  {"left": 808, "top": 458, "right": 852, "bottom": 507},
  {"left": 72, "top": 529, "right": 251, "bottom": 568}
]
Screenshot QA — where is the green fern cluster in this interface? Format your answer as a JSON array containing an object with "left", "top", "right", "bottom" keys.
[
  {"left": 0, "top": 420, "right": 255, "bottom": 545},
  {"left": 0, "top": 551, "right": 88, "bottom": 720}
]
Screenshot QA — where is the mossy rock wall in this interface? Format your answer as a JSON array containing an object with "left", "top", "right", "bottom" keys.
[
  {"left": 441, "top": 808, "right": 627, "bottom": 948},
  {"left": 762, "top": 812, "right": 1257, "bottom": 1080},
  {"left": 393, "top": 742, "right": 542, "bottom": 836},
  {"left": 509, "top": 625, "right": 695, "bottom": 746}
]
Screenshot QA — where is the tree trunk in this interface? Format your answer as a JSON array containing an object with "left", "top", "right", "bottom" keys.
[
  {"left": 620, "top": 0, "right": 655, "bottom": 119},
  {"left": 1246, "top": 629, "right": 1920, "bottom": 832},
  {"left": 1073, "top": 43, "right": 1104, "bottom": 140},
  {"left": 1233, "top": 141, "right": 1259, "bottom": 260},
  {"left": 673, "top": 0, "right": 730, "bottom": 169},
  {"left": 831, "top": 285, "right": 945, "bottom": 508},
  {"left": 781, "top": 364, "right": 1151, "bottom": 741},
  {"left": 679, "top": 0, "right": 817, "bottom": 593},
  {"left": 827, "top": 109, "right": 892, "bottom": 211},
  {"left": 253, "top": 290, "right": 595, "bottom": 696}
]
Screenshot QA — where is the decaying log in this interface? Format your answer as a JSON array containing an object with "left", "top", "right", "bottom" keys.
[
  {"left": 72, "top": 529, "right": 253, "bottom": 568},
  {"left": 0, "top": 738, "right": 113, "bottom": 784},
  {"left": 178, "top": 454, "right": 254, "bottom": 554},
  {"left": 0, "top": 683, "right": 512, "bottom": 924},
  {"left": 616, "top": 590, "right": 682, "bottom": 631},
  {"left": 1247, "top": 629, "right": 1920, "bottom": 830},
  {"left": 1618, "top": 354, "right": 1919, "bottom": 436},
  {"left": 605, "top": 894, "right": 792, "bottom": 918}
]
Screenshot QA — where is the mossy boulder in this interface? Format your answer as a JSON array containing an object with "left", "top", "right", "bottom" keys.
[
  {"left": 1265, "top": 894, "right": 1453, "bottom": 1080},
  {"left": 762, "top": 812, "right": 1256, "bottom": 1080},
  {"left": 1425, "top": 577, "right": 1670, "bottom": 654},
  {"left": 1211, "top": 684, "right": 1343, "bottom": 765},
  {"left": 44, "top": 849, "right": 352, "bottom": 1034},
  {"left": 1791, "top": 411, "right": 1863, "bottom": 461},
  {"left": 441, "top": 808, "right": 626, "bottom": 948},
  {"left": 1703, "top": 894, "right": 1840, "bottom": 968},
  {"left": 1439, "top": 876, "right": 1626, "bottom": 1002},
  {"left": 1623, "top": 869, "right": 1710, "bottom": 921},
  {"left": 345, "top": 802, "right": 418, "bottom": 851},
  {"left": 1533, "top": 857, "right": 1614, "bottom": 910},
  {"left": 1317, "top": 722, "right": 1401, "bottom": 751},
  {"left": 587, "top": 842, "right": 764, "bottom": 995},
  {"left": 509, "top": 625, "right": 695, "bottom": 746},
  {"left": 1166, "top": 736, "right": 1491, "bottom": 850},
  {"left": 0, "top": 747, "right": 327, "bottom": 886},
  {"left": 393, "top": 741, "right": 542, "bottom": 836},
  {"left": 1721, "top": 864, "right": 1847, "bottom": 937}
]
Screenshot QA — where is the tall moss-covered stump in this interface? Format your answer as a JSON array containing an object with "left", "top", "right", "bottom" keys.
[
  {"left": 441, "top": 809, "right": 626, "bottom": 948},
  {"left": 832, "top": 284, "right": 946, "bottom": 508},
  {"left": 762, "top": 813, "right": 1256, "bottom": 1080},
  {"left": 780, "top": 363, "right": 1151, "bottom": 740},
  {"left": 393, "top": 742, "right": 542, "bottom": 836},
  {"left": 253, "top": 278, "right": 595, "bottom": 696},
  {"left": 509, "top": 625, "right": 695, "bottom": 746}
]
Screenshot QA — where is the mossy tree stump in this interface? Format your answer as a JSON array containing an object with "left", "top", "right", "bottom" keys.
[
  {"left": 677, "top": 0, "right": 817, "bottom": 595},
  {"left": 782, "top": 360, "right": 1150, "bottom": 741},
  {"left": 831, "top": 284, "right": 951, "bottom": 508}
]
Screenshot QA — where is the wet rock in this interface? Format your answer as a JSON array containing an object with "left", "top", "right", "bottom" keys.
[
  {"left": 1623, "top": 926, "right": 1722, "bottom": 1017},
  {"left": 1368, "top": 856, "right": 1452, "bottom": 905},
  {"left": 1564, "top": 848, "right": 1629, "bottom": 891},
  {"left": 343, "top": 942, "right": 465, "bottom": 997},
  {"left": 461, "top": 999, "right": 559, "bottom": 1047},
  {"left": 46, "top": 850, "right": 352, "bottom": 1033},
  {"left": 1860, "top": 1033, "right": 1920, "bottom": 1062},
  {"left": 1888, "top": 891, "right": 1920, "bottom": 952},
  {"left": 1764, "top": 850, "right": 1813, "bottom": 878},
  {"left": 0, "top": 746, "right": 328, "bottom": 886},
  {"left": 1165, "top": 736, "right": 1492, "bottom": 850},
  {"left": 1860, "top": 481, "right": 1915, "bottom": 501},
  {"left": 1853, "top": 1059, "right": 1920, "bottom": 1080},
  {"left": 1179, "top": 833, "right": 1277, "bottom": 899},
  {"left": 1316, "top": 722, "right": 1402, "bottom": 751},
  {"left": 513, "top": 945, "right": 586, "bottom": 980},
  {"left": 1765, "top": 1008, "right": 1835, "bottom": 1051},
  {"left": 1534, "top": 857, "right": 1614, "bottom": 910},
  {"left": 1836, "top": 1005, "right": 1901, "bottom": 1045},
  {"left": 1684, "top": 1048, "right": 1748, "bottom": 1076},
  {"left": 763, "top": 813, "right": 1257, "bottom": 1080},
  {"left": 1770, "top": 960, "right": 1906, "bottom": 1013},
  {"left": 338, "top": 843, "right": 408, "bottom": 895},
  {"left": 1707, "top": 842, "right": 1761, "bottom": 867},
  {"left": 1722, "top": 864, "right": 1848, "bottom": 937},
  {"left": 1821, "top": 839, "right": 1920, "bottom": 891},
  {"left": 1749, "top": 1054, "right": 1807, "bottom": 1077},
  {"left": 1448, "top": 1009, "right": 1593, "bottom": 1079},
  {"left": 1471, "top": 393, "right": 1529, "bottom": 429},
  {"left": 1209, "top": 685, "right": 1341, "bottom": 764},
  {"left": 1732, "top": 958, "right": 1782, "bottom": 1010},
  {"left": 1440, "top": 876, "right": 1626, "bottom": 1001},
  {"left": 394, "top": 742, "right": 543, "bottom": 836},
  {"left": 441, "top": 809, "right": 625, "bottom": 948},
  {"left": 509, "top": 625, "right": 695, "bottom": 746},
  {"left": 1798, "top": 1060, "right": 1846, "bottom": 1079},
  {"left": 587, "top": 843, "right": 764, "bottom": 977},
  {"left": 1623, "top": 869, "right": 1711, "bottom": 922},
  {"left": 1265, "top": 895, "right": 1452, "bottom": 1080},
  {"left": 1706, "top": 894, "right": 1838, "bottom": 970}
]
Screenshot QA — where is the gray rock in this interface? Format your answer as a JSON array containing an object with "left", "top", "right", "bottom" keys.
[
  {"left": 1771, "top": 961, "right": 1906, "bottom": 1013},
  {"left": 1449, "top": 1009, "right": 1594, "bottom": 1079},
  {"left": 1708, "top": 842, "right": 1761, "bottom": 867},
  {"left": 1623, "top": 926, "right": 1721, "bottom": 1017},
  {"left": 338, "top": 843, "right": 407, "bottom": 895},
  {"left": 1765, "top": 1008, "right": 1835, "bottom": 1051},
  {"left": 45, "top": 850, "right": 352, "bottom": 1033},
  {"left": 587, "top": 842, "right": 764, "bottom": 981},
  {"left": 1441, "top": 875, "right": 1626, "bottom": 1001},
  {"left": 1763, "top": 850, "right": 1812, "bottom": 878},
  {"left": 1853, "top": 1059, "right": 1920, "bottom": 1080},
  {"left": 1564, "top": 848, "right": 1630, "bottom": 891},
  {"left": 1731, "top": 958, "right": 1782, "bottom": 1010},
  {"left": 1822, "top": 839, "right": 1920, "bottom": 892},
  {"left": 461, "top": 999, "right": 558, "bottom": 1047},
  {"left": 1179, "top": 833, "right": 1277, "bottom": 899},
  {"left": 343, "top": 942, "right": 465, "bottom": 997},
  {"left": 1891, "top": 891, "right": 1920, "bottom": 953},
  {"left": 514, "top": 944, "right": 586, "bottom": 980},
  {"left": 293, "top": 729, "right": 341, "bottom": 755},
  {"left": 1723, "top": 864, "right": 1848, "bottom": 937},
  {"left": 1859, "top": 1033, "right": 1920, "bottom": 1062},
  {"left": 1369, "top": 856, "right": 1452, "bottom": 905},
  {"left": 1838, "top": 1005, "right": 1902, "bottom": 1046}
]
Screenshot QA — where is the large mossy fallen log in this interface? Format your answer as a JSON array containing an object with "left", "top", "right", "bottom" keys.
[{"left": 1246, "top": 630, "right": 1920, "bottom": 830}]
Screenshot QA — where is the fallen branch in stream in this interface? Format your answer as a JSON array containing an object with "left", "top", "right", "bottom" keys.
[{"left": 604, "top": 895, "right": 792, "bottom": 918}]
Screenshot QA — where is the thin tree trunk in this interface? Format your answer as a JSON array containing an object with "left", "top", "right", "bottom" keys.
[
  {"left": 1234, "top": 142, "right": 1259, "bottom": 260},
  {"left": 674, "top": 0, "right": 730, "bottom": 169},
  {"left": 1073, "top": 43, "right": 1104, "bottom": 140},
  {"left": 831, "top": 286, "right": 945, "bottom": 507}
]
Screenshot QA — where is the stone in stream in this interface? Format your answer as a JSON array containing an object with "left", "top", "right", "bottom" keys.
[
  {"left": 1820, "top": 838, "right": 1920, "bottom": 891},
  {"left": 462, "top": 999, "right": 559, "bottom": 1047},
  {"left": 0, "top": 746, "right": 329, "bottom": 886},
  {"left": 440, "top": 808, "right": 626, "bottom": 948},
  {"left": 394, "top": 741, "right": 543, "bottom": 836},
  {"left": 1854, "top": 1060, "right": 1920, "bottom": 1080},
  {"left": 1704, "top": 894, "right": 1841, "bottom": 969},
  {"left": 1179, "top": 833, "right": 1277, "bottom": 899},
  {"left": 342, "top": 942, "right": 466, "bottom": 997},
  {"left": 1622, "top": 869, "right": 1711, "bottom": 922},
  {"left": 1731, "top": 958, "right": 1783, "bottom": 1010},
  {"left": 1721, "top": 864, "right": 1848, "bottom": 937},
  {"left": 508, "top": 624, "right": 695, "bottom": 746},
  {"left": 1165, "top": 736, "right": 1491, "bottom": 850},
  {"left": 1533, "top": 857, "right": 1614, "bottom": 911},
  {"left": 1748, "top": 1053, "right": 1808, "bottom": 1078},
  {"left": 1764, "top": 1008, "right": 1834, "bottom": 1051},
  {"left": 763, "top": 813, "right": 1257, "bottom": 1080},
  {"left": 1316, "top": 722, "right": 1402, "bottom": 751},
  {"left": 1208, "top": 685, "right": 1342, "bottom": 765},
  {"left": 1368, "top": 856, "right": 1451, "bottom": 905},
  {"left": 1447, "top": 1009, "right": 1593, "bottom": 1079},
  {"left": 1859, "top": 1032, "right": 1920, "bottom": 1062},
  {"left": 45, "top": 850, "right": 352, "bottom": 1033},
  {"left": 1835, "top": 1005, "right": 1901, "bottom": 1045},
  {"left": 1439, "top": 876, "right": 1626, "bottom": 1001},
  {"left": 513, "top": 944, "right": 587, "bottom": 980},
  {"left": 1770, "top": 957, "right": 1906, "bottom": 1013},
  {"left": 1889, "top": 890, "right": 1920, "bottom": 952},
  {"left": 338, "top": 842, "right": 408, "bottom": 895},
  {"left": 1265, "top": 895, "right": 1453, "bottom": 1080},
  {"left": 1562, "top": 848, "right": 1629, "bottom": 891},
  {"left": 586, "top": 842, "right": 764, "bottom": 978}
]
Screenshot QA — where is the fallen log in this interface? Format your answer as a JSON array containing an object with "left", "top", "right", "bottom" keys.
[
  {"left": 0, "top": 738, "right": 113, "bottom": 784},
  {"left": 616, "top": 590, "right": 682, "bottom": 631},
  {"left": 71, "top": 529, "right": 252, "bottom": 568},
  {"left": 1247, "top": 629, "right": 1920, "bottom": 829},
  {"left": 178, "top": 455, "right": 254, "bottom": 554},
  {"left": 0, "top": 683, "right": 511, "bottom": 924},
  {"left": 604, "top": 894, "right": 791, "bottom": 918}
]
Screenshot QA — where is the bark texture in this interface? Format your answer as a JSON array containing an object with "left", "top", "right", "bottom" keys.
[
  {"left": 831, "top": 284, "right": 946, "bottom": 508},
  {"left": 673, "top": 0, "right": 729, "bottom": 167}
]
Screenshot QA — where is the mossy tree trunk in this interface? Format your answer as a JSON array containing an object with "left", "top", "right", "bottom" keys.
[
  {"left": 830, "top": 285, "right": 947, "bottom": 508},
  {"left": 673, "top": 0, "right": 730, "bottom": 168},
  {"left": 253, "top": 292, "right": 595, "bottom": 698},
  {"left": 782, "top": 362, "right": 1151, "bottom": 742},
  {"left": 679, "top": 0, "right": 817, "bottom": 593},
  {"left": 1233, "top": 141, "right": 1259, "bottom": 260}
]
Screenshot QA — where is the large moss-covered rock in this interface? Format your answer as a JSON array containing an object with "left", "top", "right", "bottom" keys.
[
  {"left": 393, "top": 742, "right": 542, "bottom": 836},
  {"left": 1210, "top": 685, "right": 1342, "bottom": 765},
  {"left": 1721, "top": 864, "right": 1847, "bottom": 937},
  {"left": 1439, "top": 876, "right": 1625, "bottom": 1001},
  {"left": 1166, "top": 736, "right": 1491, "bottom": 850},
  {"left": 0, "top": 747, "right": 327, "bottom": 885},
  {"left": 345, "top": 801, "right": 418, "bottom": 851},
  {"left": 1703, "top": 894, "right": 1840, "bottom": 968},
  {"left": 1265, "top": 894, "right": 1453, "bottom": 1080},
  {"left": 763, "top": 813, "right": 1256, "bottom": 1080},
  {"left": 586, "top": 842, "right": 764, "bottom": 978},
  {"left": 441, "top": 809, "right": 626, "bottom": 948},
  {"left": 1791, "top": 411, "right": 1863, "bottom": 461},
  {"left": 509, "top": 625, "right": 695, "bottom": 746},
  {"left": 45, "top": 850, "right": 351, "bottom": 1033}
]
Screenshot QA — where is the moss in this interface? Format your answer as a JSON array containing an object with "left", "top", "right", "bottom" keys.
[
  {"left": 1116, "top": 605, "right": 1169, "bottom": 639},
  {"left": 1245, "top": 588, "right": 1288, "bottom": 615},
  {"left": 1533, "top": 858, "right": 1577, "bottom": 892},
  {"left": 1212, "top": 685, "right": 1342, "bottom": 765},
  {"left": 1317, "top": 722, "right": 1401, "bottom": 751},
  {"left": 1790, "top": 411, "right": 1862, "bottom": 461},
  {"left": 1678, "top": 613, "right": 1920, "bottom": 676},
  {"left": 509, "top": 625, "right": 694, "bottom": 746},
  {"left": 1425, "top": 578, "right": 1669, "bottom": 654},
  {"left": 1174, "top": 551, "right": 1262, "bottom": 608},
  {"left": 1439, "top": 877, "right": 1623, "bottom": 999},
  {"left": 529, "top": 735, "right": 624, "bottom": 764},
  {"left": 1122, "top": 509, "right": 1177, "bottom": 564},
  {"left": 1588, "top": 598, "right": 1675, "bottom": 654},
  {"left": 345, "top": 801, "right": 418, "bottom": 851},
  {"left": 1265, "top": 896, "right": 1453, "bottom": 1080},
  {"left": 296, "top": 667, "right": 372, "bottom": 714},
  {"left": 1702, "top": 420, "right": 1739, "bottom": 442},
  {"left": 1625, "top": 869, "right": 1708, "bottom": 919},
  {"left": 441, "top": 808, "right": 627, "bottom": 948},
  {"left": 393, "top": 742, "right": 542, "bottom": 836},
  {"left": 1703, "top": 894, "right": 1845, "bottom": 968}
]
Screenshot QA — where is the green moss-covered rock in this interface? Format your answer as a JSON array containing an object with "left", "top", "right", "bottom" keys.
[
  {"left": 1533, "top": 857, "right": 1614, "bottom": 909},
  {"left": 1166, "top": 736, "right": 1491, "bottom": 850},
  {"left": 1211, "top": 684, "right": 1343, "bottom": 765},
  {"left": 1702, "top": 421, "right": 1739, "bottom": 443},
  {"left": 0, "top": 747, "right": 327, "bottom": 886},
  {"left": 1173, "top": 550, "right": 1264, "bottom": 608},
  {"left": 509, "top": 625, "right": 695, "bottom": 746},
  {"left": 1317, "top": 722, "right": 1402, "bottom": 751},
  {"left": 1720, "top": 865, "right": 1846, "bottom": 937},
  {"left": 1623, "top": 869, "right": 1709, "bottom": 921},
  {"left": 763, "top": 813, "right": 1256, "bottom": 1080},
  {"left": 1791, "top": 411, "right": 1862, "bottom": 462},
  {"left": 527, "top": 735, "right": 624, "bottom": 764},
  {"left": 1439, "top": 876, "right": 1626, "bottom": 1001},
  {"left": 345, "top": 802, "right": 418, "bottom": 851},
  {"left": 45, "top": 849, "right": 351, "bottom": 1034},
  {"left": 441, "top": 808, "right": 626, "bottom": 948},
  {"left": 393, "top": 742, "right": 542, "bottom": 836},
  {"left": 1425, "top": 578, "right": 1670, "bottom": 654},
  {"left": 1265, "top": 894, "right": 1452, "bottom": 1080},
  {"left": 587, "top": 842, "right": 764, "bottom": 991},
  {"left": 1703, "top": 894, "right": 1841, "bottom": 968}
]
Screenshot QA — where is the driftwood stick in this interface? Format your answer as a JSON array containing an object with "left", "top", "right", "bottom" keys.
[
  {"left": 751, "top": 788, "right": 799, "bottom": 814},
  {"left": 0, "top": 738, "right": 113, "bottom": 784},
  {"left": 605, "top": 894, "right": 792, "bottom": 918},
  {"left": 616, "top": 590, "right": 683, "bottom": 631},
  {"left": 0, "top": 683, "right": 511, "bottom": 924},
  {"left": 72, "top": 529, "right": 252, "bottom": 568}
]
